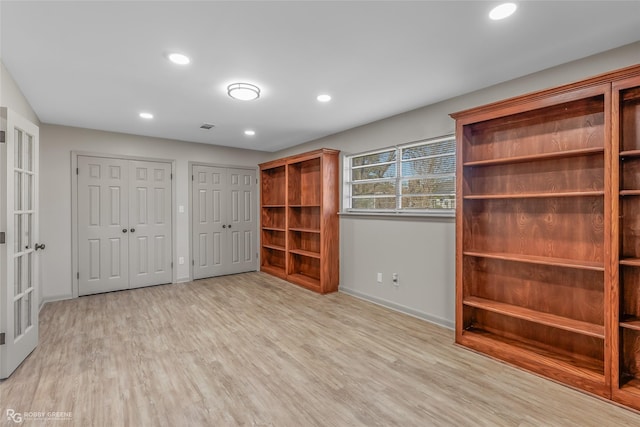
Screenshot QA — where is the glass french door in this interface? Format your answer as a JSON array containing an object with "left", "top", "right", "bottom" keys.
[{"left": 1, "top": 107, "right": 40, "bottom": 379}]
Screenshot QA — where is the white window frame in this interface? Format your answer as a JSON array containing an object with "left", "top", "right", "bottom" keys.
[{"left": 343, "top": 134, "right": 455, "bottom": 217}]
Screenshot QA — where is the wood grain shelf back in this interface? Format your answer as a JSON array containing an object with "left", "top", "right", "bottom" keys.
[
  {"left": 462, "top": 96, "right": 605, "bottom": 164},
  {"left": 463, "top": 147, "right": 604, "bottom": 167},
  {"left": 463, "top": 251, "right": 605, "bottom": 271},
  {"left": 463, "top": 296, "right": 605, "bottom": 338}
]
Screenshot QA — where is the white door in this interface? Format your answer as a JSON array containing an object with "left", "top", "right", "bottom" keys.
[
  {"left": 192, "top": 165, "right": 257, "bottom": 279},
  {"left": 77, "top": 156, "right": 129, "bottom": 295},
  {"left": 77, "top": 156, "right": 172, "bottom": 295},
  {"left": 226, "top": 168, "right": 257, "bottom": 275},
  {"left": 192, "top": 165, "right": 226, "bottom": 279},
  {"left": 128, "top": 161, "right": 172, "bottom": 288},
  {"left": 1, "top": 108, "right": 40, "bottom": 379}
]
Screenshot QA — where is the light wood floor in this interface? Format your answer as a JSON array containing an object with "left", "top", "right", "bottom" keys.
[{"left": 2, "top": 272, "right": 640, "bottom": 426}]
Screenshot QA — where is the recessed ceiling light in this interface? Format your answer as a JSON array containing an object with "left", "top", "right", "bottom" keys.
[
  {"left": 139, "top": 112, "right": 154, "bottom": 119},
  {"left": 168, "top": 52, "right": 190, "bottom": 65},
  {"left": 489, "top": 3, "right": 517, "bottom": 20},
  {"left": 228, "top": 83, "right": 261, "bottom": 101},
  {"left": 317, "top": 94, "right": 332, "bottom": 102},
  {"left": 244, "top": 130, "right": 256, "bottom": 136}
]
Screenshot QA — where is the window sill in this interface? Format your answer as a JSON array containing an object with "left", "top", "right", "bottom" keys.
[{"left": 339, "top": 210, "right": 455, "bottom": 219}]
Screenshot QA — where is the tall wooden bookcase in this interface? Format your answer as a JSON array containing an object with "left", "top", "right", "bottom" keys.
[
  {"left": 259, "top": 148, "right": 340, "bottom": 294},
  {"left": 451, "top": 64, "right": 640, "bottom": 409},
  {"left": 612, "top": 73, "right": 640, "bottom": 409}
]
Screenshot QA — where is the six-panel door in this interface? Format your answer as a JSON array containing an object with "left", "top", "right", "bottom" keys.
[
  {"left": 77, "top": 156, "right": 172, "bottom": 295},
  {"left": 192, "top": 165, "right": 256, "bottom": 279}
]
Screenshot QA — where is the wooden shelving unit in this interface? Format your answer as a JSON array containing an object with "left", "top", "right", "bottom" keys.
[
  {"left": 452, "top": 64, "right": 640, "bottom": 409},
  {"left": 453, "top": 78, "right": 611, "bottom": 397},
  {"left": 612, "top": 74, "right": 640, "bottom": 411},
  {"left": 259, "top": 149, "right": 340, "bottom": 293},
  {"left": 259, "top": 162, "right": 287, "bottom": 279}
]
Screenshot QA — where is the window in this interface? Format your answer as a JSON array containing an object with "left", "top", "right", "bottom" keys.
[{"left": 344, "top": 135, "right": 455, "bottom": 214}]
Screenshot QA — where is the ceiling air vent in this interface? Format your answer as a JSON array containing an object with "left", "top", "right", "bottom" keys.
[{"left": 200, "top": 123, "right": 215, "bottom": 130}]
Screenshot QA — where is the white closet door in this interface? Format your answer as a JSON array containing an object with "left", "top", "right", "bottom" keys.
[
  {"left": 192, "top": 165, "right": 226, "bottom": 279},
  {"left": 78, "top": 156, "right": 129, "bottom": 296},
  {"left": 226, "top": 168, "right": 257, "bottom": 275},
  {"left": 128, "top": 161, "right": 172, "bottom": 289}
]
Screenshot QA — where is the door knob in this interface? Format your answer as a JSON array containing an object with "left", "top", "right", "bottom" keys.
[
  {"left": 222, "top": 225, "right": 226, "bottom": 229},
  {"left": 228, "top": 224, "right": 232, "bottom": 229},
  {"left": 122, "top": 228, "right": 128, "bottom": 233},
  {"left": 35, "top": 243, "right": 46, "bottom": 251},
  {"left": 130, "top": 228, "right": 136, "bottom": 233}
]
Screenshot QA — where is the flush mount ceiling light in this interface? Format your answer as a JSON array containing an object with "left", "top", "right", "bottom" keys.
[
  {"left": 317, "top": 94, "right": 332, "bottom": 102},
  {"left": 168, "top": 52, "right": 190, "bottom": 65},
  {"left": 489, "top": 3, "right": 517, "bottom": 20},
  {"left": 227, "top": 83, "right": 260, "bottom": 101},
  {"left": 139, "top": 112, "right": 154, "bottom": 119},
  {"left": 244, "top": 129, "right": 256, "bottom": 136}
]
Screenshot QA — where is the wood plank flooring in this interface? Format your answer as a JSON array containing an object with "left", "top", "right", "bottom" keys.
[{"left": 2, "top": 272, "right": 640, "bottom": 426}]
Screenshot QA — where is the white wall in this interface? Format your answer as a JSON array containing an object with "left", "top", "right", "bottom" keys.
[
  {"left": 39, "top": 124, "right": 267, "bottom": 301},
  {"left": 0, "top": 61, "right": 40, "bottom": 125},
  {"left": 267, "top": 41, "right": 640, "bottom": 329}
]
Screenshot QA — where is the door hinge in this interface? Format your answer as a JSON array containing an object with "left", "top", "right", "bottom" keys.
[
  {"left": 171, "top": 173, "right": 173, "bottom": 180},
  {"left": 171, "top": 262, "right": 173, "bottom": 268},
  {"left": 0, "top": 130, "right": 5, "bottom": 143},
  {"left": 76, "top": 167, "right": 79, "bottom": 175},
  {"left": 192, "top": 260, "right": 195, "bottom": 266},
  {"left": 0, "top": 333, "right": 5, "bottom": 345},
  {"left": 77, "top": 272, "right": 79, "bottom": 280},
  {"left": 192, "top": 174, "right": 194, "bottom": 181},
  {"left": 0, "top": 232, "right": 5, "bottom": 244}
]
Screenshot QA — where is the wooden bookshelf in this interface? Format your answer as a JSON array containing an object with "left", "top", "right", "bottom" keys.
[
  {"left": 453, "top": 64, "right": 640, "bottom": 409},
  {"left": 452, "top": 75, "right": 611, "bottom": 398},
  {"left": 259, "top": 149, "right": 340, "bottom": 293},
  {"left": 612, "top": 74, "right": 640, "bottom": 411}
]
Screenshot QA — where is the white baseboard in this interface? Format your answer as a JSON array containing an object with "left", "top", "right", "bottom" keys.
[
  {"left": 39, "top": 294, "right": 73, "bottom": 311},
  {"left": 338, "top": 286, "right": 454, "bottom": 330}
]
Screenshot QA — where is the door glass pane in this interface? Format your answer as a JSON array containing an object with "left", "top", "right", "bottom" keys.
[
  {"left": 26, "top": 173, "right": 33, "bottom": 210},
  {"left": 23, "top": 253, "right": 31, "bottom": 291},
  {"left": 26, "top": 134, "right": 33, "bottom": 172},
  {"left": 14, "top": 299, "right": 22, "bottom": 337},
  {"left": 15, "top": 171, "right": 22, "bottom": 210},
  {"left": 27, "top": 253, "right": 32, "bottom": 289},
  {"left": 14, "top": 214, "right": 21, "bottom": 253},
  {"left": 24, "top": 214, "right": 32, "bottom": 249},
  {"left": 25, "top": 291, "right": 32, "bottom": 328},
  {"left": 15, "top": 128, "right": 23, "bottom": 169},
  {"left": 14, "top": 257, "right": 22, "bottom": 295}
]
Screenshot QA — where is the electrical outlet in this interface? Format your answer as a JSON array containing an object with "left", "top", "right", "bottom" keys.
[
  {"left": 179, "top": 257, "right": 185, "bottom": 265},
  {"left": 377, "top": 272, "right": 383, "bottom": 283},
  {"left": 392, "top": 273, "right": 399, "bottom": 286}
]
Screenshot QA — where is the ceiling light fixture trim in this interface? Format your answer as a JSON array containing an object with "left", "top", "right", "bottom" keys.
[
  {"left": 168, "top": 52, "right": 191, "bottom": 65},
  {"left": 139, "top": 112, "right": 154, "bottom": 119},
  {"left": 244, "top": 130, "right": 256, "bottom": 136},
  {"left": 489, "top": 3, "right": 517, "bottom": 20},
  {"left": 317, "top": 94, "right": 332, "bottom": 102},
  {"left": 228, "top": 83, "right": 261, "bottom": 101}
]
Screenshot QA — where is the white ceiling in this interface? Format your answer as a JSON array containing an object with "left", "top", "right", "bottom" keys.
[{"left": 1, "top": 1, "right": 639, "bottom": 152}]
